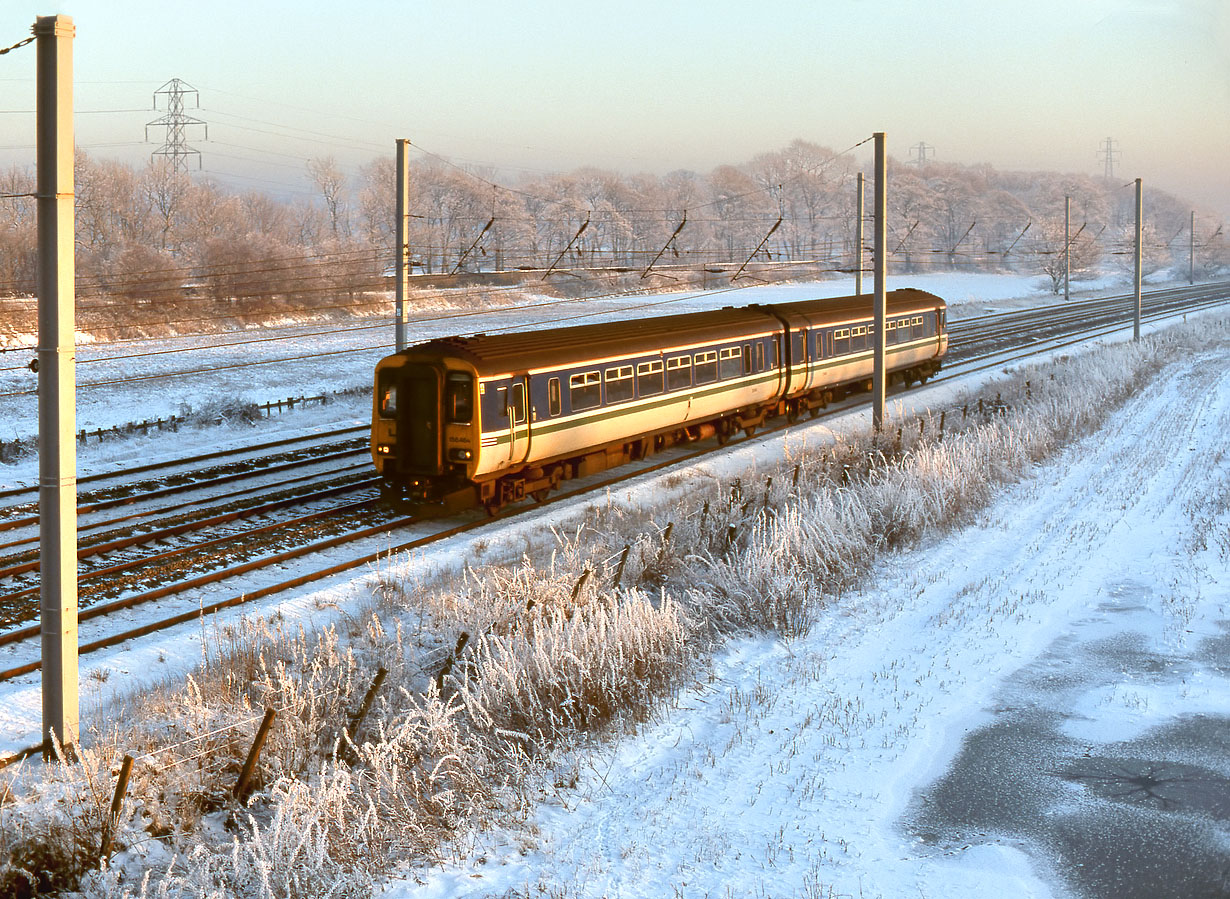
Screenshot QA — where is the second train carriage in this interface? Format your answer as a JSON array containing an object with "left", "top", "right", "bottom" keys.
[{"left": 373, "top": 288, "right": 947, "bottom": 511}]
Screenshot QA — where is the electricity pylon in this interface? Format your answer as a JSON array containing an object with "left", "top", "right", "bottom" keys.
[{"left": 146, "top": 78, "right": 207, "bottom": 172}]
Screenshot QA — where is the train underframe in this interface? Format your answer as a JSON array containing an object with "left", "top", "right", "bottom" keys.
[{"left": 385, "top": 358, "right": 942, "bottom": 516}]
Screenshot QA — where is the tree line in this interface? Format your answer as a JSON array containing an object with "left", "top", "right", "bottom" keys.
[{"left": 0, "top": 140, "right": 1225, "bottom": 310}]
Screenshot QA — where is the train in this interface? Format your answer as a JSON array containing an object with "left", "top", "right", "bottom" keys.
[{"left": 372, "top": 288, "right": 948, "bottom": 512}]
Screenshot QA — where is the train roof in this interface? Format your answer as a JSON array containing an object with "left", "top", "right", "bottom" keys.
[
  {"left": 765, "top": 287, "right": 944, "bottom": 320},
  {"left": 388, "top": 288, "right": 945, "bottom": 374}
]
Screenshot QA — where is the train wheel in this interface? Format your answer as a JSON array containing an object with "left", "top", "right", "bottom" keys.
[
  {"left": 786, "top": 404, "right": 800, "bottom": 424},
  {"left": 531, "top": 489, "right": 550, "bottom": 504}
]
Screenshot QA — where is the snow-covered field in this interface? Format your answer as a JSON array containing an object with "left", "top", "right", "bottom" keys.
[
  {"left": 2, "top": 269, "right": 1225, "bottom": 898},
  {"left": 383, "top": 312, "right": 1230, "bottom": 897}
]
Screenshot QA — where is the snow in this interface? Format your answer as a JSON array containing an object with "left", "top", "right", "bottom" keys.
[
  {"left": 1, "top": 270, "right": 1225, "bottom": 897},
  {"left": 378, "top": 326, "right": 1230, "bottom": 896}
]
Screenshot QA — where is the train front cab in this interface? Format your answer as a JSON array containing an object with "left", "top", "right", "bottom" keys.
[{"left": 372, "top": 353, "right": 479, "bottom": 503}]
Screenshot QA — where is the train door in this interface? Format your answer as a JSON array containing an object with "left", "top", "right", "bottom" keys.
[
  {"left": 398, "top": 364, "right": 441, "bottom": 474},
  {"left": 506, "top": 374, "right": 531, "bottom": 465}
]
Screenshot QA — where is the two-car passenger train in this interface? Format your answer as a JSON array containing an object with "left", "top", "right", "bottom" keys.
[{"left": 372, "top": 288, "right": 947, "bottom": 512}]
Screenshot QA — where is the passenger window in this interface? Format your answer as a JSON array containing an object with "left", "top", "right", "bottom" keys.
[
  {"left": 719, "top": 347, "right": 741, "bottom": 379},
  {"left": 756, "top": 343, "right": 765, "bottom": 372},
  {"left": 666, "top": 356, "right": 691, "bottom": 391},
  {"left": 548, "top": 377, "right": 561, "bottom": 416},
  {"left": 444, "top": 372, "right": 473, "bottom": 424},
  {"left": 606, "top": 365, "right": 635, "bottom": 403},
  {"left": 637, "top": 360, "right": 664, "bottom": 396},
  {"left": 695, "top": 351, "right": 718, "bottom": 384},
  {"left": 570, "top": 371, "right": 601, "bottom": 411}
]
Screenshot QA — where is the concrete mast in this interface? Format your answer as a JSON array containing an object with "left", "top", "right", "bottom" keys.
[
  {"left": 855, "top": 171, "right": 864, "bottom": 296},
  {"left": 872, "top": 133, "right": 887, "bottom": 431},
  {"left": 35, "top": 13, "right": 78, "bottom": 756},
  {"left": 1133, "top": 178, "right": 1143, "bottom": 341},
  {"left": 395, "top": 138, "right": 410, "bottom": 352}
]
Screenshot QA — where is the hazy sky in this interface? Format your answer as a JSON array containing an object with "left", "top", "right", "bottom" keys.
[{"left": 2, "top": 1, "right": 1228, "bottom": 217}]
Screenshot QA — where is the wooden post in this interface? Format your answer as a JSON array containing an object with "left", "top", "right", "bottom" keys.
[
  {"left": 611, "top": 545, "right": 630, "bottom": 589},
  {"left": 99, "top": 754, "right": 134, "bottom": 860},
  {"left": 342, "top": 667, "right": 387, "bottom": 763},
  {"left": 435, "top": 631, "right": 470, "bottom": 693},
  {"left": 233, "top": 708, "right": 276, "bottom": 803},
  {"left": 570, "top": 568, "right": 592, "bottom": 603}
]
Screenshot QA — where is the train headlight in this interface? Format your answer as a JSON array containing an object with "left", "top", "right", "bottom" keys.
[
  {"left": 448, "top": 448, "right": 473, "bottom": 462},
  {"left": 377, "top": 444, "right": 392, "bottom": 455}
]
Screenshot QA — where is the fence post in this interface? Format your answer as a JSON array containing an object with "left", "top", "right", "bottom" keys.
[
  {"left": 611, "top": 545, "right": 630, "bottom": 589},
  {"left": 342, "top": 667, "right": 387, "bottom": 763},
  {"left": 436, "top": 631, "right": 470, "bottom": 693},
  {"left": 233, "top": 708, "right": 276, "bottom": 804},
  {"left": 99, "top": 754, "right": 134, "bottom": 861},
  {"left": 570, "top": 567, "right": 592, "bottom": 602}
]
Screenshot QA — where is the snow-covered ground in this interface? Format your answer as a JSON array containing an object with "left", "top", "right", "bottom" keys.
[
  {"left": 381, "top": 315, "right": 1230, "bottom": 898},
  {"left": 2, "top": 270, "right": 1224, "bottom": 897}
]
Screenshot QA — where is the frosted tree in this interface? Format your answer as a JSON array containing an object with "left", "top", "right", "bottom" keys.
[{"left": 307, "top": 155, "right": 350, "bottom": 239}]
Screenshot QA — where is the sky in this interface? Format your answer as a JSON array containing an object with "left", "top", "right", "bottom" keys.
[{"left": 1, "top": 0, "right": 1228, "bottom": 217}]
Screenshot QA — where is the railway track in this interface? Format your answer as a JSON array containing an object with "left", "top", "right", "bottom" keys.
[{"left": 0, "top": 280, "right": 1226, "bottom": 684}]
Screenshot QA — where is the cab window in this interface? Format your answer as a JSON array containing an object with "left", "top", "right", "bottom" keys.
[
  {"left": 377, "top": 372, "right": 397, "bottom": 418},
  {"left": 445, "top": 372, "right": 473, "bottom": 424}
]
